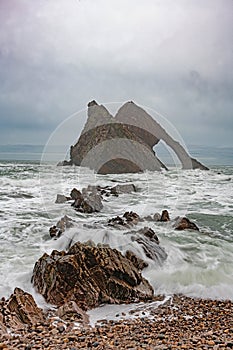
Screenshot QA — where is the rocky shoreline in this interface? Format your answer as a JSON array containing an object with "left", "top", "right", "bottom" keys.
[
  {"left": 1, "top": 182, "right": 232, "bottom": 349},
  {"left": 0, "top": 294, "right": 232, "bottom": 349}
]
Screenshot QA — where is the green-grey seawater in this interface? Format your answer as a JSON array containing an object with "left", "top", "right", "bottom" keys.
[{"left": 0, "top": 161, "right": 232, "bottom": 304}]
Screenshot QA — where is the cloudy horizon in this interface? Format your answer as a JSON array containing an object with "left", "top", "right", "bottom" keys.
[{"left": 0, "top": 0, "right": 232, "bottom": 148}]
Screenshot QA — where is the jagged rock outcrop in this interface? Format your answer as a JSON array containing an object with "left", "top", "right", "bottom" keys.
[
  {"left": 174, "top": 217, "right": 199, "bottom": 231},
  {"left": 107, "top": 212, "right": 167, "bottom": 264},
  {"left": 160, "top": 209, "right": 170, "bottom": 222},
  {"left": 0, "top": 312, "right": 7, "bottom": 334},
  {"left": 63, "top": 100, "right": 208, "bottom": 173},
  {"left": 54, "top": 184, "right": 137, "bottom": 217},
  {"left": 108, "top": 211, "right": 140, "bottom": 228},
  {"left": 32, "top": 242, "right": 154, "bottom": 310},
  {"left": 0, "top": 288, "right": 44, "bottom": 333},
  {"left": 70, "top": 186, "right": 103, "bottom": 213},
  {"left": 69, "top": 184, "right": 137, "bottom": 213},
  {"left": 49, "top": 215, "right": 75, "bottom": 238},
  {"left": 131, "top": 227, "right": 167, "bottom": 263}
]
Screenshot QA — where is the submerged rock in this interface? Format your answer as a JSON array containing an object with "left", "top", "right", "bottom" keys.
[
  {"left": 49, "top": 215, "right": 75, "bottom": 238},
  {"left": 131, "top": 227, "right": 167, "bottom": 263},
  {"left": 32, "top": 242, "right": 154, "bottom": 310},
  {"left": 57, "top": 160, "right": 73, "bottom": 166},
  {"left": 108, "top": 213, "right": 167, "bottom": 264},
  {"left": 175, "top": 217, "right": 199, "bottom": 231},
  {"left": 55, "top": 194, "right": 71, "bottom": 204},
  {"left": 110, "top": 183, "right": 137, "bottom": 195},
  {"left": 108, "top": 211, "right": 140, "bottom": 228},
  {"left": 136, "top": 227, "right": 160, "bottom": 243}
]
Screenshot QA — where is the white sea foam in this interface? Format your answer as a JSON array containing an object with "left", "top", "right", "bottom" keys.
[{"left": 0, "top": 162, "right": 233, "bottom": 304}]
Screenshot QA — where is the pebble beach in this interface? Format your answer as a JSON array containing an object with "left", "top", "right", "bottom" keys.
[{"left": 1, "top": 295, "right": 232, "bottom": 350}]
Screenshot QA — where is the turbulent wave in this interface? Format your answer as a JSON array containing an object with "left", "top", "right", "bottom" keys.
[{"left": 0, "top": 161, "right": 233, "bottom": 302}]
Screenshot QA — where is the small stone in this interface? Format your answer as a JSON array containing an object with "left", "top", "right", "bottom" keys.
[
  {"left": 207, "top": 340, "right": 215, "bottom": 346},
  {"left": 0, "top": 344, "right": 8, "bottom": 350},
  {"left": 51, "top": 328, "right": 58, "bottom": 335},
  {"left": 157, "top": 334, "right": 165, "bottom": 339},
  {"left": 226, "top": 342, "right": 233, "bottom": 348},
  {"left": 25, "top": 345, "right": 33, "bottom": 350},
  {"left": 58, "top": 325, "right": 65, "bottom": 333}
]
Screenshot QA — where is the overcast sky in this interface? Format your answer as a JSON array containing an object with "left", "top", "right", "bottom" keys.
[{"left": 0, "top": 0, "right": 232, "bottom": 148}]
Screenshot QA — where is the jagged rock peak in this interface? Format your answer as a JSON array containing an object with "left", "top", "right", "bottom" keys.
[
  {"left": 81, "top": 100, "right": 114, "bottom": 135},
  {"left": 87, "top": 100, "right": 98, "bottom": 107}
]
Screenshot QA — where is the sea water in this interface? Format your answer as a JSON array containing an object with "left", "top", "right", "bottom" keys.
[{"left": 0, "top": 160, "right": 233, "bottom": 307}]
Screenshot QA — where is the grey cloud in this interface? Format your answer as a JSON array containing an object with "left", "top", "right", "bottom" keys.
[{"left": 0, "top": 0, "right": 232, "bottom": 147}]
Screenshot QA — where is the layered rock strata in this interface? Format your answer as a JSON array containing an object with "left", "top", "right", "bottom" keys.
[
  {"left": 32, "top": 241, "right": 154, "bottom": 310},
  {"left": 0, "top": 288, "right": 44, "bottom": 333}
]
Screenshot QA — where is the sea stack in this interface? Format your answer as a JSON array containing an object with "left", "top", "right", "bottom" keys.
[{"left": 63, "top": 100, "right": 208, "bottom": 173}]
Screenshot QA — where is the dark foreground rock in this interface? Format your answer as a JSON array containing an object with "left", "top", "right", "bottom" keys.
[
  {"left": 0, "top": 288, "right": 44, "bottom": 333},
  {"left": 1, "top": 295, "right": 232, "bottom": 349},
  {"left": 32, "top": 241, "right": 154, "bottom": 310},
  {"left": 125, "top": 250, "right": 148, "bottom": 270}
]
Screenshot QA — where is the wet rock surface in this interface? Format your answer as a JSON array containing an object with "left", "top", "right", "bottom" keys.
[
  {"left": 108, "top": 211, "right": 140, "bottom": 228},
  {"left": 175, "top": 216, "right": 200, "bottom": 231},
  {"left": 160, "top": 209, "right": 170, "bottom": 222},
  {"left": 55, "top": 184, "right": 137, "bottom": 214},
  {"left": 0, "top": 288, "right": 44, "bottom": 333},
  {"left": 49, "top": 215, "right": 75, "bottom": 238},
  {"left": 107, "top": 212, "right": 167, "bottom": 263},
  {"left": 1, "top": 295, "right": 232, "bottom": 349},
  {"left": 71, "top": 187, "right": 103, "bottom": 214},
  {"left": 32, "top": 241, "right": 154, "bottom": 310},
  {"left": 111, "top": 183, "right": 136, "bottom": 194},
  {"left": 55, "top": 194, "right": 71, "bottom": 204},
  {"left": 131, "top": 227, "right": 167, "bottom": 262},
  {"left": 125, "top": 250, "right": 149, "bottom": 270}
]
